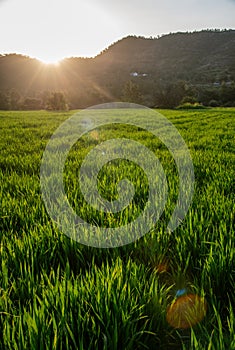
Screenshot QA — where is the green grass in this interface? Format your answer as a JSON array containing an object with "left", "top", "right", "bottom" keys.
[{"left": 0, "top": 108, "right": 234, "bottom": 349}]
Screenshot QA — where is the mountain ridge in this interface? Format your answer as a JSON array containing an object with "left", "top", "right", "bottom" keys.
[{"left": 0, "top": 29, "right": 235, "bottom": 108}]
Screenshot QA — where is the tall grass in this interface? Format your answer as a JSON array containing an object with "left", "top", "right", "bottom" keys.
[{"left": 0, "top": 109, "right": 234, "bottom": 349}]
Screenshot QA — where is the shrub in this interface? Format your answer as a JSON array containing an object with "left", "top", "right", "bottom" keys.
[
  {"left": 176, "top": 102, "right": 207, "bottom": 110},
  {"left": 209, "top": 99, "right": 220, "bottom": 107},
  {"left": 180, "top": 96, "right": 197, "bottom": 104},
  {"left": 46, "top": 92, "right": 69, "bottom": 111}
]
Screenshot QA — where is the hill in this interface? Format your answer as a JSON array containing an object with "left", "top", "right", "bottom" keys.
[{"left": 0, "top": 29, "right": 235, "bottom": 108}]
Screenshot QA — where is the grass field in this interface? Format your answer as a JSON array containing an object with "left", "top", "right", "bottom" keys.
[{"left": 0, "top": 108, "right": 234, "bottom": 349}]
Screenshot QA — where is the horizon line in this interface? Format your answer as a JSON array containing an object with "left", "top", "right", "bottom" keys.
[{"left": 0, "top": 28, "right": 234, "bottom": 64}]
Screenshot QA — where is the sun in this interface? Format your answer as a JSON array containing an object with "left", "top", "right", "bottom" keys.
[
  {"left": 38, "top": 55, "right": 62, "bottom": 66},
  {"left": 40, "top": 59, "right": 61, "bottom": 66}
]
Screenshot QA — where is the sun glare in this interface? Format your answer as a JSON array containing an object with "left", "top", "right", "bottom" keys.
[{"left": 39, "top": 57, "right": 62, "bottom": 66}]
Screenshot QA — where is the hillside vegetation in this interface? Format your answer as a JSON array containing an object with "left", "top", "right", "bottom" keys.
[{"left": 0, "top": 29, "right": 235, "bottom": 109}]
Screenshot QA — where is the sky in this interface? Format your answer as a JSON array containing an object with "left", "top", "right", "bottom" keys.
[{"left": 0, "top": 0, "right": 234, "bottom": 63}]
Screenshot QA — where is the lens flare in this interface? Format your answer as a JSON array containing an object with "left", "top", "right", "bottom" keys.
[
  {"left": 40, "top": 102, "right": 195, "bottom": 248},
  {"left": 175, "top": 288, "right": 187, "bottom": 297},
  {"left": 155, "top": 260, "right": 169, "bottom": 273},
  {"left": 166, "top": 294, "right": 207, "bottom": 329},
  {"left": 89, "top": 130, "right": 99, "bottom": 141}
]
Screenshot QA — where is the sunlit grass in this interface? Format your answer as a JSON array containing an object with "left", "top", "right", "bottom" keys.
[{"left": 0, "top": 108, "right": 234, "bottom": 349}]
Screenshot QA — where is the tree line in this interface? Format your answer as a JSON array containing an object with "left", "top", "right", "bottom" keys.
[
  {"left": 0, "top": 90, "right": 68, "bottom": 111},
  {"left": 0, "top": 80, "right": 235, "bottom": 110}
]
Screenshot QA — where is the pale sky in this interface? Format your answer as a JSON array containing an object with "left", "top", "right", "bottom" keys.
[{"left": 0, "top": 0, "right": 234, "bottom": 63}]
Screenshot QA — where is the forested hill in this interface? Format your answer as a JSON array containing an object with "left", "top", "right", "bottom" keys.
[
  {"left": 0, "top": 29, "right": 235, "bottom": 109},
  {"left": 95, "top": 29, "right": 235, "bottom": 81}
]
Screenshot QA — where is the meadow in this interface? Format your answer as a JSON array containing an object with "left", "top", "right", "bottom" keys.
[{"left": 0, "top": 108, "right": 234, "bottom": 349}]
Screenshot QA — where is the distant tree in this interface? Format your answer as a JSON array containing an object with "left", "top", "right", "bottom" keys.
[
  {"left": 155, "top": 81, "right": 188, "bottom": 108},
  {"left": 121, "top": 80, "right": 143, "bottom": 104},
  {"left": 40, "top": 90, "right": 51, "bottom": 108},
  {"left": 180, "top": 95, "right": 197, "bottom": 104},
  {"left": 0, "top": 91, "right": 9, "bottom": 110},
  {"left": 21, "top": 97, "right": 42, "bottom": 110},
  {"left": 46, "top": 92, "right": 68, "bottom": 111},
  {"left": 220, "top": 82, "right": 235, "bottom": 105},
  {"left": 9, "top": 89, "right": 21, "bottom": 110},
  {"left": 209, "top": 99, "right": 219, "bottom": 107},
  {"left": 198, "top": 88, "right": 219, "bottom": 105},
  {"left": 198, "top": 82, "right": 235, "bottom": 106}
]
